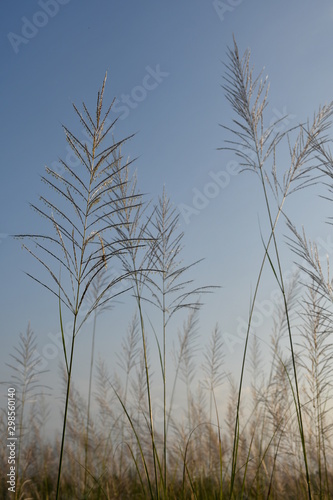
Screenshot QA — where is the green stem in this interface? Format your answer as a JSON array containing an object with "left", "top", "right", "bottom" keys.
[
  {"left": 56, "top": 130, "right": 97, "bottom": 498},
  {"left": 257, "top": 158, "right": 311, "bottom": 500},
  {"left": 163, "top": 274, "right": 167, "bottom": 496},
  {"left": 229, "top": 207, "right": 281, "bottom": 497},
  {"left": 84, "top": 309, "right": 98, "bottom": 493},
  {"left": 135, "top": 277, "right": 159, "bottom": 498},
  {"left": 56, "top": 317, "right": 77, "bottom": 499}
]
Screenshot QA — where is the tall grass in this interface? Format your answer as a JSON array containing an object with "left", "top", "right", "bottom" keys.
[
  {"left": 221, "top": 37, "right": 333, "bottom": 499},
  {"left": 84, "top": 267, "right": 112, "bottom": 494},
  {"left": 2, "top": 40, "right": 333, "bottom": 498},
  {"left": 15, "top": 74, "right": 145, "bottom": 498}
]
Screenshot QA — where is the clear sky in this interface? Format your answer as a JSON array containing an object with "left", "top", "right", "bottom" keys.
[{"left": 2, "top": 0, "right": 333, "bottom": 431}]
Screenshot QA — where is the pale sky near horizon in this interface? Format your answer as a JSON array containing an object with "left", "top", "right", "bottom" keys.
[{"left": 2, "top": 0, "right": 333, "bottom": 431}]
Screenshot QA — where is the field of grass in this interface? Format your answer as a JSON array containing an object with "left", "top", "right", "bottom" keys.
[{"left": 1, "top": 39, "right": 333, "bottom": 499}]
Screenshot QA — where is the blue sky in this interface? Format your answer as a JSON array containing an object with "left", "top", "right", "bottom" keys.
[{"left": 2, "top": 0, "right": 333, "bottom": 430}]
